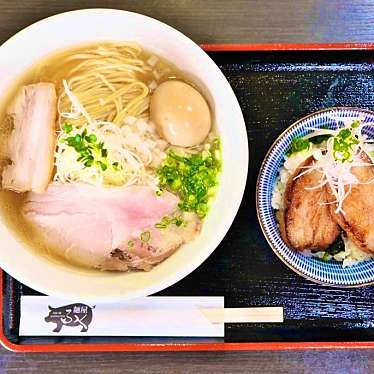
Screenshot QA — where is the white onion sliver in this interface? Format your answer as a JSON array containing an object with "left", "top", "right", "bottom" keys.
[{"left": 292, "top": 120, "right": 374, "bottom": 214}]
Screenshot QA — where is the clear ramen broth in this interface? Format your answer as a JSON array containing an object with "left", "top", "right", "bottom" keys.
[{"left": 0, "top": 42, "right": 221, "bottom": 272}]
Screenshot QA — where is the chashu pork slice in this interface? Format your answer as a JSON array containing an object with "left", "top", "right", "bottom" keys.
[
  {"left": 330, "top": 154, "right": 374, "bottom": 254},
  {"left": 2, "top": 83, "right": 57, "bottom": 193},
  {"left": 282, "top": 156, "right": 340, "bottom": 251},
  {"left": 23, "top": 183, "right": 200, "bottom": 271},
  {"left": 100, "top": 212, "right": 201, "bottom": 271}
]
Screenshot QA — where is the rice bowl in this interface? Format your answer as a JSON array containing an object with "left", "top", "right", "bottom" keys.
[
  {"left": 271, "top": 144, "right": 374, "bottom": 268},
  {"left": 257, "top": 107, "right": 374, "bottom": 287}
]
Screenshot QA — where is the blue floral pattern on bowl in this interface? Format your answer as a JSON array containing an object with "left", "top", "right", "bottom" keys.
[{"left": 256, "top": 107, "right": 374, "bottom": 287}]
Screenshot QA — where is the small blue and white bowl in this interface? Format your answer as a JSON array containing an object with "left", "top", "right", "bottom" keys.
[{"left": 256, "top": 107, "right": 374, "bottom": 287}]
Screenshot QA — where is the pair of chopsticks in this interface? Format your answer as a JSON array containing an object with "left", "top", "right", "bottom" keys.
[{"left": 200, "top": 307, "right": 284, "bottom": 323}]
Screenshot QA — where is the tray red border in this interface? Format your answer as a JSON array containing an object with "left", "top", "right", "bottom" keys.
[{"left": 1, "top": 42, "right": 374, "bottom": 352}]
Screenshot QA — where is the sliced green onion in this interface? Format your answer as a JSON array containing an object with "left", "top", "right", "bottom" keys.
[
  {"left": 157, "top": 140, "right": 220, "bottom": 218},
  {"left": 140, "top": 231, "right": 151, "bottom": 242},
  {"left": 84, "top": 159, "right": 93, "bottom": 167},
  {"left": 63, "top": 123, "right": 73, "bottom": 134},
  {"left": 322, "top": 252, "right": 330, "bottom": 262},
  {"left": 89, "top": 134, "right": 97, "bottom": 143},
  {"left": 61, "top": 126, "right": 118, "bottom": 175},
  {"left": 287, "top": 137, "right": 310, "bottom": 156}
]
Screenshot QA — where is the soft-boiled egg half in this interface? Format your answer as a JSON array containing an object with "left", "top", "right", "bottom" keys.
[{"left": 150, "top": 81, "right": 212, "bottom": 147}]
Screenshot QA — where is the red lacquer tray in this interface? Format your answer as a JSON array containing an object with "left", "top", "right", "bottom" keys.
[{"left": 1, "top": 43, "right": 374, "bottom": 352}]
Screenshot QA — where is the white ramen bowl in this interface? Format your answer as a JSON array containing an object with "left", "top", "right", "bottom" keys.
[{"left": 0, "top": 9, "right": 248, "bottom": 301}]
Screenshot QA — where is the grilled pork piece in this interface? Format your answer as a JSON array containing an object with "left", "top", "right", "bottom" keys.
[
  {"left": 331, "top": 154, "right": 374, "bottom": 254},
  {"left": 282, "top": 156, "right": 340, "bottom": 250},
  {"left": 2, "top": 83, "right": 57, "bottom": 193}
]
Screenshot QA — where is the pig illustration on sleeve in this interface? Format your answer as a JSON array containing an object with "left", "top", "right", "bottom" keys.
[{"left": 44, "top": 303, "right": 95, "bottom": 333}]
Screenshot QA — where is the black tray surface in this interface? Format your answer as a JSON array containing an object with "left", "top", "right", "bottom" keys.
[{"left": 3, "top": 50, "right": 374, "bottom": 346}]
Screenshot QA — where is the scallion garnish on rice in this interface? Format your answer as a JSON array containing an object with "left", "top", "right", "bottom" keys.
[{"left": 289, "top": 119, "right": 374, "bottom": 214}]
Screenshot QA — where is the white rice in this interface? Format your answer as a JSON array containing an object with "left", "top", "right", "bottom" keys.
[
  {"left": 272, "top": 144, "right": 374, "bottom": 267},
  {"left": 303, "top": 234, "right": 374, "bottom": 267}
]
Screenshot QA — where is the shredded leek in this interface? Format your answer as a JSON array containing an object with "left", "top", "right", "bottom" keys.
[
  {"left": 54, "top": 81, "right": 167, "bottom": 188},
  {"left": 292, "top": 119, "right": 374, "bottom": 214}
]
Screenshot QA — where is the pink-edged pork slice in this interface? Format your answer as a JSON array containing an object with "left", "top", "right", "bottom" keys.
[
  {"left": 2, "top": 83, "right": 57, "bottom": 193},
  {"left": 100, "top": 212, "right": 201, "bottom": 271},
  {"left": 23, "top": 183, "right": 199, "bottom": 271}
]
